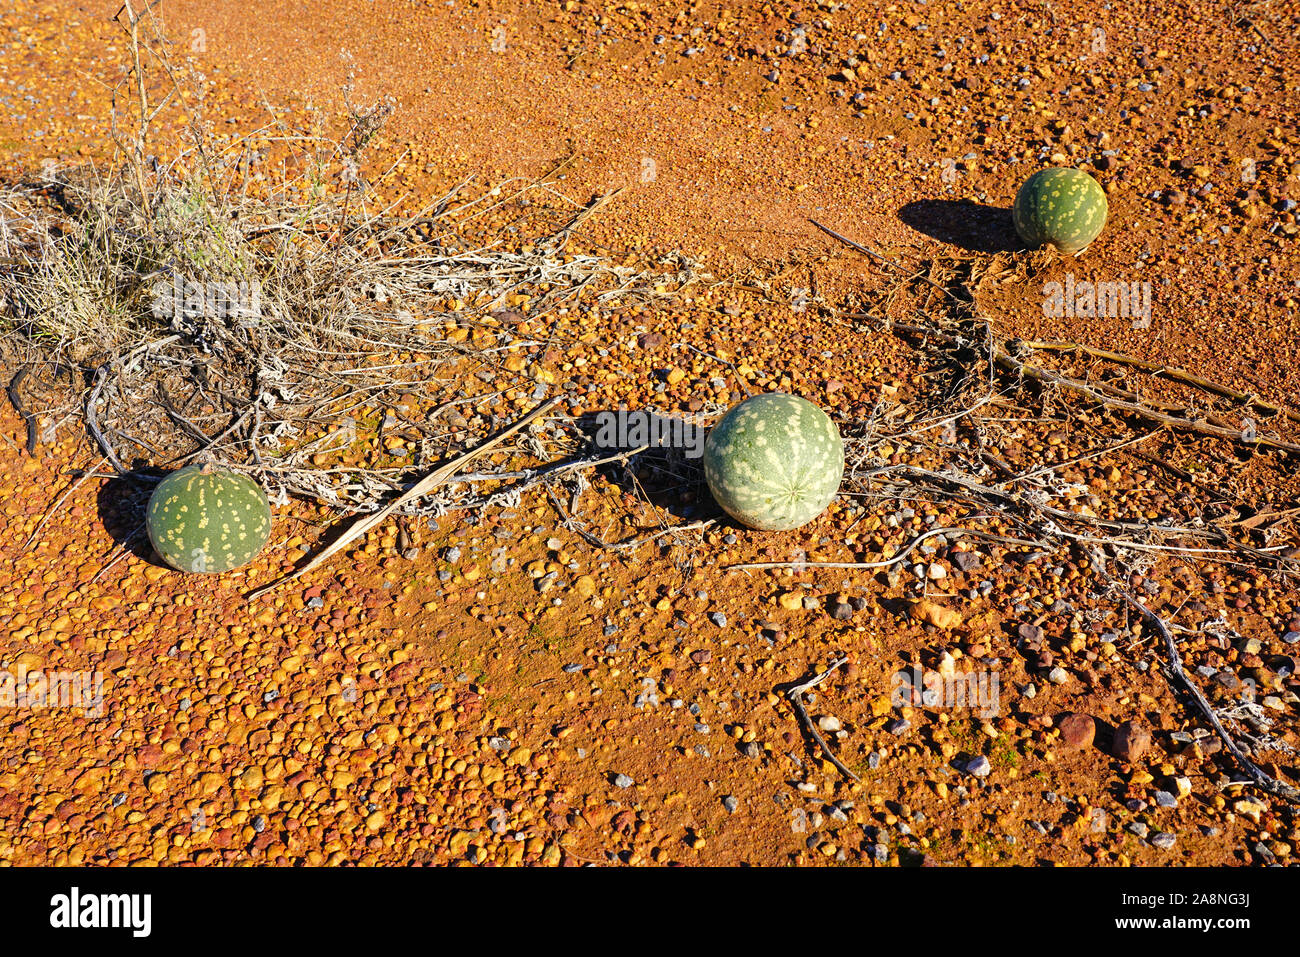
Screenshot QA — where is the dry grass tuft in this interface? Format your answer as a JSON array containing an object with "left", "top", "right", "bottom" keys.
[{"left": 0, "top": 27, "right": 692, "bottom": 514}]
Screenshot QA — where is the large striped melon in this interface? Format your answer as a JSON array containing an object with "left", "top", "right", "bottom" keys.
[
  {"left": 145, "top": 464, "right": 272, "bottom": 573},
  {"left": 1012, "top": 167, "right": 1108, "bottom": 254},
  {"left": 703, "top": 393, "right": 844, "bottom": 531}
]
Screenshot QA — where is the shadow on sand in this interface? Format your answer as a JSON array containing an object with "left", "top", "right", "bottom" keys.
[{"left": 898, "top": 198, "right": 1020, "bottom": 253}]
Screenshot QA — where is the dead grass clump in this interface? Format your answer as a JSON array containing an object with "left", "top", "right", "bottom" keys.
[{"left": 0, "top": 14, "right": 689, "bottom": 513}]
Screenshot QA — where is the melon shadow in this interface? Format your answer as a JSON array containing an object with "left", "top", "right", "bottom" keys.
[
  {"left": 573, "top": 409, "right": 724, "bottom": 525},
  {"left": 95, "top": 473, "right": 167, "bottom": 566},
  {"left": 898, "top": 199, "right": 1020, "bottom": 253}
]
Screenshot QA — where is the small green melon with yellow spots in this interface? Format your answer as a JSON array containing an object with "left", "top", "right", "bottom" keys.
[
  {"left": 145, "top": 464, "right": 272, "bottom": 573},
  {"left": 1012, "top": 167, "right": 1108, "bottom": 254},
  {"left": 703, "top": 392, "right": 844, "bottom": 531}
]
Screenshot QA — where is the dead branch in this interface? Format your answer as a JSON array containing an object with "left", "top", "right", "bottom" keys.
[
  {"left": 1119, "top": 587, "right": 1300, "bottom": 805},
  {"left": 246, "top": 396, "right": 561, "bottom": 599},
  {"left": 784, "top": 654, "right": 859, "bottom": 783}
]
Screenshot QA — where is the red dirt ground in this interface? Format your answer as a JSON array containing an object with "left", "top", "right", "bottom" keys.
[{"left": 1, "top": 0, "right": 1298, "bottom": 866}]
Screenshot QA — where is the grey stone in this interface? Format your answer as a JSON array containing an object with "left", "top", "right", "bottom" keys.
[{"left": 964, "top": 755, "right": 992, "bottom": 778}]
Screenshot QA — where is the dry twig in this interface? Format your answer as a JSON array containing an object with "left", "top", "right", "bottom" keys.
[
  {"left": 1119, "top": 588, "right": 1300, "bottom": 805},
  {"left": 246, "top": 396, "right": 561, "bottom": 599},
  {"left": 784, "top": 654, "right": 859, "bottom": 783}
]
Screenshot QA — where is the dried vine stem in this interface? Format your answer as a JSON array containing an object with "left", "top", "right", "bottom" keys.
[
  {"left": 785, "top": 654, "right": 859, "bottom": 783},
  {"left": 545, "top": 467, "right": 717, "bottom": 555},
  {"left": 1119, "top": 588, "right": 1300, "bottom": 805},
  {"left": 1020, "top": 339, "right": 1300, "bottom": 426},
  {"left": 885, "top": 320, "right": 1300, "bottom": 455},
  {"left": 811, "top": 217, "right": 1300, "bottom": 454},
  {"left": 246, "top": 396, "right": 561, "bottom": 599},
  {"left": 724, "top": 526, "right": 1040, "bottom": 572}
]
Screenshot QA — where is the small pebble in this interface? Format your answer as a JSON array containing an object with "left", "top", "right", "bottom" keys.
[{"left": 964, "top": 756, "right": 992, "bottom": 778}]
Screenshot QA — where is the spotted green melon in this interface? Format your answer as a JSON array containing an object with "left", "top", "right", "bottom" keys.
[
  {"left": 703, "top": 393, "right": 844, "bottom": 531},
  {"left": 145, "top": 464, "right": 272, "bottom": 573},
  {"left": 1012, "top": 167, "right": 1108, "bottom": 254}
]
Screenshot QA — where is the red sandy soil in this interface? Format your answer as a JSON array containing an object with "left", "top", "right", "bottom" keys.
[{"left": 0, "top": 0, "right": 1298, "bottom": 866}]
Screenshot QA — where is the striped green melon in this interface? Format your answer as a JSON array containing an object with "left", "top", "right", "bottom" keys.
[
  {"left": 1012, "top": 167, "right": 1108, "bottom": 254},
  {"left": 145, "top": 464, "right": 272, "bottom": 573},
  {"left": 703, "top": 393, "right": 844, "bottom": 531}
]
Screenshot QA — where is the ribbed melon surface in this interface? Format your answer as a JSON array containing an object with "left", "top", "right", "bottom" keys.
[{"left": 703, "top": 393, "right": 844, "bottom": 531}]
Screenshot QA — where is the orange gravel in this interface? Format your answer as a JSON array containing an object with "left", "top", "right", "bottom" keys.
[{"left": 1, "top": 0, "right": 1299, "bottom": 867}]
